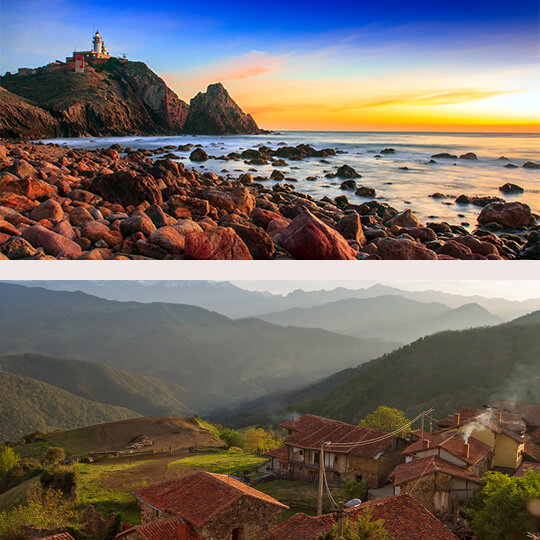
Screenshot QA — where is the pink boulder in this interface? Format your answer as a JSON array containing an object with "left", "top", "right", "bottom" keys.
[
  {"left": 30, "top": 199, "right": 64, "bottom": 223},
  {"left": 184, "top": 227, "right": 252, "bottom": 260},
  {"left": 478, "top": 202, "right": 536, "bottom": 229},
  {"left": 376, "top": 237, "right": 438, "bottom": 260},
  {"left": 22, "top": 224, "right": 82, "bottom": 257}
]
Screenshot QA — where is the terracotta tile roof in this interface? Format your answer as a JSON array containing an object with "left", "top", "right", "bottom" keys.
[
  {"left": 280, "top": 414, "right": 332, "bottom": 433},
  {"left": 530, "top": 427, "right": 540, "bottom": 445},
  {"left": 116, "top": 517, "right": 200, "bottom": 540},
  {"left": 38, "top": 535, "right": 76, "bottom": 540},
  {"left": 402, "top": 431, "right": 492, "bottom": 466},
  {"left": 269, "top": 495, "right": 458, "bottom": 539},
  {"left": 265, "top": 446, "right": 289, "bottom": 464},
  {"left": 525, "top": 441, "right": 540, "bottom": 463},
  {"left": 514, "top": 461, "right": 540, "bottom": 477},
  {"left": 133, "top": 471, "right": 288, "bottom": 527},
  {"left": 485, "top": 400, "right": 540, "bottom": 428},
  {"left": 283, "top": 414, "right": 398, "bottom": 459},
  {"left": 390, "top": 456, "right": 484, "bottom": 486}
]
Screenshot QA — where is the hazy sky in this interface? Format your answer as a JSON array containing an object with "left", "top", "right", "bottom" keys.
[
  {"left": 1, "top": 0, "right": 539, "bottom": 132},
  {"left": 232, "top": 280, "right": 540, "bottom": 300}
]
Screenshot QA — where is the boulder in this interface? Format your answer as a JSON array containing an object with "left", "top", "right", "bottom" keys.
[
  {"left": 454, "top": 235, "right": 499, "bottom": 256},
  {"left": 522, "top": 161, "right": 540, "bottom": 169},
  {"left": 6, "top": 159, "right": 38, "bottom": 178},
  {"left": 145, "top": 204, "right": 176, "bottom": 228},
  {"left": 0, "top": 236, "right": 38, "bottom": 259},
  {"left": 226, "top": 222, "right": 275, "bottom": 259},
  {"left": 270, "top": 170, "right": 285, "bottom": 180},
  {"left": 0, "top": 175, "right": 55, "bottom": 200},
  {"left": 69, "top": 207, "right": 95, "bottom": 226},
  {"left": 90, "top": 170, "right": 162, "bottom": 206},
  {"left": 278, "top": 210, "right": 357, "bottom": 260},
  {"left": 436, "top": 240, "right": 473, "bottom": 259},
  {"left": 30, "top": 199, "right": 64, "bottom": 223},
  {"left": 376, "top": 237, "right": 438, "bottom": 260},
  {"left": 398, "top": 226, "right": 437, "bottom": 242},
  {"left": 119, "top": 214, "right": 157, "bottom": 237},
  {"left": 477, "top": 202, "right": 536, "bottom": 229},
  {"left": 335, "top": 213, "right": 366, "bottom": 247},
  {"left": 53, "top": 219, "right": 77, "bottom": 240},
  {"left": 184, "top": 226, "right": 252, "bottom": 260},
  {"left": 0, "top": 192, "right": 39, "bottom": 212},
  {"left": 431, "top": 153, "right": 457, "bottom": 159},
  {"left": 239, "top": 173, "right": 254, "bottom": 184},
  {"left": 148, "top": 226, "right": 185, "bottom": 255},
  {"left": 207, "top": 187, "right": 256, "bottom": 216},
  {"left": 0, "top": 219, "right": 20, "bottom": 236},
  {"left": 459, "top": 152, "right": 478, "bottom": 160},
  {"left": 189, "top": 148, "right": 209, "bottom": 162},
  {"left": 499, "top": 183, "right": 524, "bottom": 194},
  {"left": 340, "top": 180, "right": 357, "bottom": 191},
  {"left": 388, "top": 209, "right": 422, "bottom": 228},
  {"left": 355, "top": 186, "right": 376, "bottom": 197},
  {"left": 22, "top": 224, "right": 82, "bottom": 257},
  {"left": 173, "top": 219, "right": 204, "bottom": 237},
  {"left": 336, "top": 165, "right": 361, "bottom": 178},
  {"left": 380, "top": 148, "right": 396, "bottom": 154},
  {"left": 251, "top": 208, "right": 283, "bottom": 229}
]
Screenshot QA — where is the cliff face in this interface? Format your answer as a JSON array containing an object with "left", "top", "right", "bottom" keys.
[
  {"left": 0, "top": 87, "right": 61, "bottom": 139},
  {"left": 184, "top": 83, "right": 261, "bottom": 135},
  {"left": 0, "top": 60, "right": 260, "bottom": 138}
]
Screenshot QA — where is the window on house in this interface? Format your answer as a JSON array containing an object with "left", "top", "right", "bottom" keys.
[
  {"left": 356, "top": 475, "right": 363, "bottom": 482},
  {"left": 232, "top": 527, "right": 240, "bottom": 540}
]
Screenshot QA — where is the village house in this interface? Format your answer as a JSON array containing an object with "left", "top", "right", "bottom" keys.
[
  {"left": 389, "top": 456, "right": 484, "bottom": 515},
  {"left": 267, "top": 494, "right": 458, "bottom": 539},
  {"left": 437, "top": 406, "right": 529, "bottom": 470},
  {"left": 38, "top": 535, "right": 76, "bottom": 540},
  {"left": 403, "top": 430, "right": 493, "bottom": 477},
  {"left": 264, "top": 446, "right": 289, "bottom": 474},
  {"left": 117, "top": 516, "right": 199, "bottom": 540},
  {"left": 132, "top": 471, "right": 288, "bottom": 540}
]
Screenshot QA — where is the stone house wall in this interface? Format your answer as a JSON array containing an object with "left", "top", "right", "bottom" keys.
[
  {"left": 140, "top": 501, "right": 168, "bottom": 524},
  {"left": 399, "top": 472, "right": 453, "bottom": 514}
]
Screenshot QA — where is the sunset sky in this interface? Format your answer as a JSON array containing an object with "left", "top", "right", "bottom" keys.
[{"left": 1, "top": 0, "right": 539, "bottom": 132}]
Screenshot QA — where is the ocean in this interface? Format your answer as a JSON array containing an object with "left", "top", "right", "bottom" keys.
[{"left": 40, "top": 131, "right": 540, "bottom": 228}]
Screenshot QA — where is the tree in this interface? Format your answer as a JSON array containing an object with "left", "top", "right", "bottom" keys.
[
  {"left": 243, "top": 428, "right": 283, "bottom": 455},
  {"left": 316, "top": 508, "right": 391, "bottom": 539},
  {"left": 44, "top": 446, "right": 65, "bottom": 465},
  {"left": 219, "top": 428, "right": 244, "bottom": 449},
  {"left": 343, "top": 480, "right": 365, "bottom": 502},
  {"left": 0, "top": 447, "right": 20, "bottom": 476},
  {"left": 467, "top": 469, "right": 540, "bottom": 539},
  {"left": 358, "top": 406, "right": 411, "bottom": 435}
]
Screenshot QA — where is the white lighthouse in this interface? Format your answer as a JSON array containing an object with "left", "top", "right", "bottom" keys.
[{"left": 92, "top": 31, "right": 103, "bottom": 54}]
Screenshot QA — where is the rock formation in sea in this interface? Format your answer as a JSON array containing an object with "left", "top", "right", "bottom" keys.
[{"left": 0, "top": 60, "right": 260, "bottom": 138}]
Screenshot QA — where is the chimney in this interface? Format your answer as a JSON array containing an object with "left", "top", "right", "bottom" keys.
[
  {"left": 464, "top": 443, "right": 470, "bottom": 458},
  {"left": 176, "top": 521, "right": 187, "bottom": 540},
  {"left": 498, "top": 411, "right": 503, "bottom": 421},
  {"left": 455, "top": 413, "right": 460, "bottom": 425},
  {"left": 422, "top": 439, "right": 430, "bottom": 450}
]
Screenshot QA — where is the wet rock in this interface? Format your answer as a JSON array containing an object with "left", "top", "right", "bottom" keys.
[
  {"left": 340, "top": 180, "right": 357, "bottom": 191},
  {"left": 397, "top": 226, "right": 437, "bottom": 242},
  {"left": 22, "top": 224, "right": 82, "bottom": 257},
  {"left": 336, "top": 165, "right": 361, "bottom": 178},
  {"left": 459, "top": 152, "right": 478, "bottom": 160},
  {"left": 478, "top": 201, "right": 536, "bottom": 229},
  {"left": 376, "top": 237, "right": 437, "bottom": 260},
  {"left": 29, "top": 199, "right": 64, "bottom": 223},
  {"left": 270, "top": 170, "right": 285, "bottom": 180},
  {"left": 522, "top": 161, "right": 540, "bottom": 169},
  {"left": 504, "top": 163, "right": 518, "bottom": 169},
  {"left": 427, "top": 222, "right": 452, "bottom": 234},
  {"left": 388, "top": 209, "right": 422, "bottom": 228},
  {"left": 190, "top": 148, "right": 209, "bottom": 162},
  {"left": 278, "top": 210, "right": 357, "bottom": 260},
  {"left": 239, "top": 173, "right": 254, "bottom": 184},
  {"left": 91, "top": 170, "right": 162, "bottom": 207},
  {"left": 184, "top": 226, "right": 252, "bottom": 260},
  {"left": 380, "top": 148, "right": 396, "bottom": 154},
  {"left": 226, "top": 221, "right": 275, "bottom": 259},
  {"left": 431, "top": 153, "right": 457, "bottom": 159},
  {"left": 355, "top": 186, "right": 376, "bottom": 197},
  {"left": 499, "top": 183, "right": 524, "bottom": 194},
  {"left": 454, "top": 235, "right": 499, "bottom": 256},
  {"left": 437, "top": 240, "right": 473, "bottom": 259}
]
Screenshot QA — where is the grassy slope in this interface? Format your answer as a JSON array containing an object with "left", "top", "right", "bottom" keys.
[
  {"left": 0, "top": 370, "right": 139, "bottom": 441},
  {"left": 290, "top": 318, "right": 540, "bottom": 424},
  {"left": 168, "top": 451, "right": 267, "bottom": 476},
  {"left": 0, "top": 353, "right": 193, "bottom": 418}
]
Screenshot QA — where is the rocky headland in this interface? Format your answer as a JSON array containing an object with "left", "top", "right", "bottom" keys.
[
  {"left": 0, "top": 139, "right": 538, "bottom": 260},
  {"left": 0, "top": 59, "right": 261, "bottom": 138}
]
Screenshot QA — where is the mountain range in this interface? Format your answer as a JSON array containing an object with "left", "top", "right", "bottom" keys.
[{"left": 0, "top": 59, "right": 260, "bottom": 138}]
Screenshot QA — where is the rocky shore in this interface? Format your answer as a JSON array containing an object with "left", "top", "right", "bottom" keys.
[{"left": 0, "top": 139, "right": 538, "bottom": 260}]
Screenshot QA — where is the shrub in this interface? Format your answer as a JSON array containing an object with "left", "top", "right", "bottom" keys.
[{"left": 0, "top": 447, "right": 20, "bottom": 476}]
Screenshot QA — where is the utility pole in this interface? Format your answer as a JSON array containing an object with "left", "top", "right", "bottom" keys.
[
  {"left": 421, "top": 410, "right": 425, "bottom": 439},
  {"left": 317, "top": 442, "right": 325, "bottom": 515},
  {"left": 337, "top": 501, "right": 344, "bottom": 535}
]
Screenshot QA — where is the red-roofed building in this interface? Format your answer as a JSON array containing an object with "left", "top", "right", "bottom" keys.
[
  {"left": 514, "top": 461, "right": 540, "bottom": 477},
  {"left": 38, "top": 535, "right": 76, "bottom": 540},
  {"left": 402, "top": 430, "right": 493, "bottom": 477},
  {"left": 280, "top": 414, "right": 407, "bottom": 488},
  {"left": 437, "top": 406, "right": 529, "bottom": 470},
  {"left": 389, "top": 456, "right": 484, "bottom": 515},
  {"left": 268, "top": 494, "right": 458, "bottom": 539},
  {"left": 116, "top": 517, "right": 199, "bottom": 540},
  {"left": 265, "top": 446, "right": 289, "bottom": 472},
  {"left": 133, "top": 471, "right": 288, "bottom": 539},
  {"left": 485, "top": 400, "right": 540, "bottom": 430}
]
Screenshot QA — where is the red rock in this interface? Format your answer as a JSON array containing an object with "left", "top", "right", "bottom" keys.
[
  {"left": 22, "top": 224, "right": 82, "bottom": 257},
  {"left": 388, "top": 209, "right": 422, "bottom": 228},
  {"left": 437, "top": 240, "right": 473, "bottom": 259},
  {"left": 68, "top": 189, "right": 100, "bottom": 204},
  {"left": 0, "top": 236, "right": 38, "bottom": 259},
  {"left": 184, "top": 227, "right": 252, "bottom": 260},
  {"left": 69, "top": 206, "right": 95, "bottom": 226},
  {"left": 81, "top": 221, "right": 112, "bottom": 243},
  {"left": 6, "top": 159, "right": 38, "bottom": 179},
  {"left": 477, "top": 202, "right": 536, "bottom": 229},
  {"left": 207, "top": 187, "right": 256, "bottom": 216},
  {"left": 148, "top": 226, "right": 185, "bottom": 255},
  {"left": 119, "top": 214, "right": 157, "bottom": 237},
  {"left": 397, "top": 226, "right": 437, "bottom": 242},
  {"left": 0, "top": 232, "right": 10, "bottom": 244},
  {"left": 173, "top": 219, "right": 204, "bottom": 237},
  {"left": 251, "top": 207, "right": 283, "bottom": 229},
  {"left": 136, "top": 239, "right": 168, "bottom": 259},
  {"left": 376, "top": 237, "right": 438, "bottom": 260},
  {"left": 53, "top": 219, "right": 77, "bottom": 240},
  {"left": 335, "top": 213, "right": 366, "bottom": 247},
  {"left": 226, "top": 221, "right": 275, "bottom": 259},
  {"left": 90, "top": 170, "right": 163, "bottom": 206},
  {"left": 278, "top": 210, "right": 357, "bottom": 260},
  {"left": 101, "top": 148, "right": 120, "bottom": 160},
  {"left": 267, "top": 218, "right": 291, "bottom": 237},
  {"left": 0, "top": 219, "right": 20, "bottom": 236},
  {"left": 75, "top": 236, "right": 92, "bottom": 250},
  {"left": 0, "top": 253, "right": 7, "bottom": 260},
  {"left": 0, "top": 175, "right": 55, "bottom": 200},
  {"left": 454, "top": 235, "right": 499, "bottom": 256},
  {"left": 0, "top": 192, "right": 39, "bottom": 212},
  {"left": 145, "top": 204, "right": 176, "bottom": 228},
  {"left": 167, "top": 196, "right": 210, "bottom": 217},
  {"left": 30, "top": 199, "right": 64, "bottom": 222}
]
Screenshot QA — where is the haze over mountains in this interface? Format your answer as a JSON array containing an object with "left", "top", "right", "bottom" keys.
[{"left": 1, "top": 280, "right": 538, "bottom": 441}]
